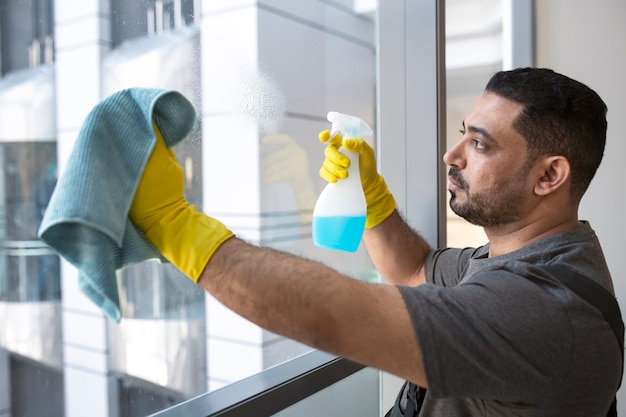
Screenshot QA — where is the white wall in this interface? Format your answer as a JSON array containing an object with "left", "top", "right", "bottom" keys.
[{"left": 535, "top": 0, "right": 626, "bottom": 411}]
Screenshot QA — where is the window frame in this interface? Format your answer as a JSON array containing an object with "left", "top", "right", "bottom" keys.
[{"left": 150, "top": 351, "right": 364, "bottom": 416}]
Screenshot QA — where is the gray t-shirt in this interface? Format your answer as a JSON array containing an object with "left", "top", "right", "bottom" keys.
[{"left": 397, "top": 222, "right": 621, "bottom": 416}]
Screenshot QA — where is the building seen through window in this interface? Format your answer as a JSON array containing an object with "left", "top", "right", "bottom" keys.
[{"left": 1, "top": 0, "right": 378, "bottom": 415}]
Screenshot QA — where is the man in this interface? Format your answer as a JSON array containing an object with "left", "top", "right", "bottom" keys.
[{"left": 129, "top": 67, "right": 620, "bottom": 416}]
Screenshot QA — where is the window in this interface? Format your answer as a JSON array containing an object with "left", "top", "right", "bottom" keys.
[
  {"left": 0, "top": 0, "right": 455, "bottom": 415},
  {"left": 1, "top": 0, "right": 378, "bottom": 415}
]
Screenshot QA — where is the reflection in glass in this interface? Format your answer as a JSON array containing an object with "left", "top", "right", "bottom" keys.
[{"left": 0, "top": 142, "right": 60, "bottom": 302}]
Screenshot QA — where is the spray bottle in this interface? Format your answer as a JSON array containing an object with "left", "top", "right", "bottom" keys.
[{"left": 312, "top": 112, "right": 373, "bottom": 252}]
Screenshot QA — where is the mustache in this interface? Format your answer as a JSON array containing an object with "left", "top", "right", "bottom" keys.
[{"left": 448, "top": 167, "right": 468, "bottom": 189}]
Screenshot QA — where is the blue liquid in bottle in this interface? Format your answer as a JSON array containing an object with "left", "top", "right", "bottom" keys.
[{"left": 312, "top": 215, "right": 366, "bottom": 252}]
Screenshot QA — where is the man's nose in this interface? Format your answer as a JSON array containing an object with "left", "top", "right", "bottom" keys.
[{"left": 443, "top": 141, "right": 465, "bottom": 168}]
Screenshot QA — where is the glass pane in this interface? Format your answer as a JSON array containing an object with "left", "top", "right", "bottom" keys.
[
  {"left": 0, "top": 29, "right": 63, "bottom": 408},
  {"left": 1, "top": 1, "right": 380, "bottom": 416},
  {"left": 0, "top": 142, "right": 60, "bottom": 302}
]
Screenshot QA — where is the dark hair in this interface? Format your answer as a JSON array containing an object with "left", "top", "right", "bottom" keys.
[{"left": 485, "top": 68, "right": 607, "bottom": 202}]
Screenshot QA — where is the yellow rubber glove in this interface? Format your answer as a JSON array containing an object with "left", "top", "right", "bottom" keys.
[
  {"left": 129, "top": 122, "right": 234, "bottom": 282},
  {"left": 318, "top": 130, "right": 396, "bottom": 228}
]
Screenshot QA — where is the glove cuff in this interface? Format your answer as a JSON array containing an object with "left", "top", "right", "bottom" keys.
[
  {"left": 364, "top": 176, "right": 396, "bottom": 229},
  {"left": 144, "top": 205, "right": 234, "bottom": 282}
]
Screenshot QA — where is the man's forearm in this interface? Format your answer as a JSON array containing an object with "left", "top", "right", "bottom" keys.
[
  {"left": 198, "top": 236, "right": 428, "bottom": 387},
  {"left": 363, "top": 210, "right": 431, "bottom": 286}
]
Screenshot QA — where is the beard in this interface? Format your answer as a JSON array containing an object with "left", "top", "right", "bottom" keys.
[{"left": 448, "top": 165, "right": 531, "bottom": 227}]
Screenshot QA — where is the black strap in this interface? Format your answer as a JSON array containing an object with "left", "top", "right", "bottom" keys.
[
  {"left": 542, "top": 265, "right": 624, "bottom": 416},
  {"left": 404, "top": 383, "right": 417, "bottom": 417},
  {"left": 400, "top": 382, "right": 426, "bottom": 417}
]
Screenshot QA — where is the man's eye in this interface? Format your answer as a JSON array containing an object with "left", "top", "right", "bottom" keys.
[
  {"left": 472, "top": 139, "right": 486, "bottom": 150},
  {"left": 459, "top": 129, "right": 465, "bottom": 135}
]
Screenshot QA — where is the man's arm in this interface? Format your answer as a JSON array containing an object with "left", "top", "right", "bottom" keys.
[
  {"left": 363, "top": 210, "right": 430, "bottom": 287},
  {"left": 198, "top": 236, "right": 428, "bottom": 388},
  {"left": 130, "top": 126, "right": 429, "bottom": 387}
]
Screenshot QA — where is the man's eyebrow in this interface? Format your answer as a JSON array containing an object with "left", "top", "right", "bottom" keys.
[{"left": 462, "top": 120, "right": 496, "bottom": 143}]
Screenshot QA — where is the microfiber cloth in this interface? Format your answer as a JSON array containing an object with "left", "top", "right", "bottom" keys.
[{"left": 38, "top": 88, "right": 197, "bottom": 322}]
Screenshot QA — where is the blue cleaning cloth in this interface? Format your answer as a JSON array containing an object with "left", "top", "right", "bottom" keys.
[{"left": 38, "top": 88, "right": 197, "bottom": 322}]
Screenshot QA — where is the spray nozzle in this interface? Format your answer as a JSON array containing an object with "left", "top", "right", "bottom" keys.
[{"left": 327, "top": 111, "right": 373, "bottom": 140}]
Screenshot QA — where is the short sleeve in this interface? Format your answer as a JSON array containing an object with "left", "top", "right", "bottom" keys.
[
  {"left": 424, "top": 246, "right": 486, "bottom": 287},
  {"left": 398, "top": 266, "right": 573, "bottom": 401}
]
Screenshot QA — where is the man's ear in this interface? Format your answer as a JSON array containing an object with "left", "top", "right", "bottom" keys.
[{"left": 534, "top": 156, "right": 571, "bottom": 196}]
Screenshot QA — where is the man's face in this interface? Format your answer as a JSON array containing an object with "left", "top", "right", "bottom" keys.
[{"left": 443, "top": 92, "right": 535, "bottom": 228}]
